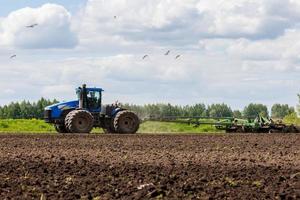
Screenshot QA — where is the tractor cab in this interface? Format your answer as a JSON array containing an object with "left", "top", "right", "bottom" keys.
[{"left": 76, "top": 84, "right": 103, "bottom": 112}]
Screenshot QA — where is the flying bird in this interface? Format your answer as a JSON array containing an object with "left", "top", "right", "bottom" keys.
[
  {"left": 10, "top": 55, "right": 16, "bottom": 59},
  {"left": 114, "top": 16, "right": 117, "bottom": 19},
  {"left": 175, "top": 55, "right": 181, "bottom": 59},
  {"left": 165, "top": 50, "right": 170, "bottom": 56},
  {"left": 142, "top": 55, "right": 149, "bottom": 59},
  {"left": 26, "top": 23, "right": 38, "bottom": 28}
]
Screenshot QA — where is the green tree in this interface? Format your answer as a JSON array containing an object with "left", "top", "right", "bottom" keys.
[
  {"left": 0, "top": 98, "right": 58, "bottom": 119},
  {"left": 12, "top": 102, "right": 22, "bottom": 119},
  {"left": 181, "top": 104, "right": 207, "bottom": 117},
  {"left": 0, "top": 105, "right": 9, "bottom": 118},
  {"left": 233, "top": 110, "right": 242, "bottom": 118},
  {"left": 144, "top": 104, "right": 161, "bottom": 118},
  {"left": 243, "top": 103, "right": 269, "bottom": 117},
  {"left": 122, "top": 103, "right": 208, "bottom": 119},
  {"left": 207, "top": 103, "right": 233, "bottom": 118},
  {"left": 271, "top": 104, "right": 294, "bottom": 119},
  {"left": 0, "top": 106, "right": 3, "bottom": 118}
]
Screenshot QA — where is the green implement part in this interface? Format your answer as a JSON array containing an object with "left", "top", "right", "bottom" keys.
[{"left": 145, "top": 115, "right": 300, "bottom": 133}]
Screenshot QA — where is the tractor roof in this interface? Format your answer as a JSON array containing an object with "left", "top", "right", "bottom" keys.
[
  {"left": 87, "top": 87, "right": 104, "bottom": 92},
  {"left": 77, "top": 87, "right": 104, "bottom": 92}
]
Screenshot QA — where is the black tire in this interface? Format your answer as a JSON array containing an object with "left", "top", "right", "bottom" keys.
[
  {"left": 102, "top": 118, "right": 116, "bottom": 134},
  {"left": 65, "top": 110, "right": 94, "bottom": 133},
  {"left": 55, "top": 124, "right": 68, "bottom": 133},
  {"left": 268, "top": 129, "right": 278, "bottom": 134},
  {"left": 236, "top": 126, "right": 245, "bottom": 133},
  {"left": 113, "top": 110, "right": 140, "bottom": 134},
  {"left": 284, "top": 125, "right": 300, "bottom": 133},
  {"left": 226, "top": 129, "right": 236, "bottom": 133}
]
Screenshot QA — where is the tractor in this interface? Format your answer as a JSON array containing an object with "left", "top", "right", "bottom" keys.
[{"left": 44, "top": 84, "right": 140, "bottom": 134}]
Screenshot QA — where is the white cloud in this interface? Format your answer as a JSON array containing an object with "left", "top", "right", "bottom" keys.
[
  {"left": 0, "top": 0, "right": 300, "bottom": 109},
  {"left": 197, "top": 0, "right": 263, "bottom": 36},
  {"left": 82, "top": 0, "right": 197, "bottom": 29},
  {"left": 195, "top": 0, "right": 300, "bottom": 39},
  {"left": 3, "top": 89, "right": 15, "bottom": 96},
  {"left": 224, "top": 28, "right": 300, "bottom": 73},
  {"left": 77, "top": 0, "right": 300, "bottom": 49},
  {"left": 0, "top": 4, "right": 78, "bottom": 49},
  {"left": 0, "top": 51, "right": 299, "bottom": 109},
  {"left": 78, "top": 0, "right": 205, "bottom": 47},
  {"left": 41, "top": 84, "right": 74, "bottom": 98}
]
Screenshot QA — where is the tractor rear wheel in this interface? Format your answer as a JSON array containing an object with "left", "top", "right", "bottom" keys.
[
  {"left": 113, "top": 110, "right": 139, "bottom": 134},
  {"left": 283, "top": 125, "right": 300, "bottom": 133},
  {"left": 236, "top": 126, "right": 245, "bottom": 133},
  {"left": 55, "top": 124, "right": 68, "bottom": 133},
  {"left": 65, "top": 110, "right": 94, "bottom": 133}
]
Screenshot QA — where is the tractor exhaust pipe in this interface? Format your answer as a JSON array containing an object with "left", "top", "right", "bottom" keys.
[{"left": 79, "top": 84, "right": 87, "bottom": 109}]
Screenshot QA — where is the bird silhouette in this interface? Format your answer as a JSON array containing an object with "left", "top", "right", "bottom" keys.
[
  {"left": 165, "top": 50, "right": 170, "bottom": 55},
  {"left": 142, "top": 55, "right": 149, "bottom": 59},
  {"left": 175, "top": 55, "right": 181, "bottom": 59},
  {"left": 114, "top": 16, "right": 117, "bottom": 19},
  {"left": 26, "top": 23, "right": 38, "bottom": 28},
  {"left": 10, "top": 55, "right": 16, "bottom": 59}
]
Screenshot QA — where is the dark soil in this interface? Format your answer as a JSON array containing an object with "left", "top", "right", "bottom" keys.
[{"left": 0, "top": 134, "right": 299, "bottom": 199}]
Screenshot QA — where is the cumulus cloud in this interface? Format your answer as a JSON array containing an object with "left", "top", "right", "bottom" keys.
[
  {"left": 77, "top": 0, "right": 300, "bottom": 49},
  {"left": 82, "top": 0, "right": 197, "bottom": 29},
  {"left": 1, "top": 1, "right": 300, "bottom": 109},
  {"left": 223, "top": 28, "right": 300, "bottom": 73},
  {"left": 0, "top": 4, "right": 78, "bottom": 49},
  {"left": 77, "top": 0, "right": 201, "bottom": 48},
  {"left": 0, "top": 51, "right": 299, "bottom": 108}
]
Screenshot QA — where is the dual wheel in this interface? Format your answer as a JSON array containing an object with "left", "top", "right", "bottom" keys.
[
  {"left": 103, "top": 110, "right": 140, "bottom": 134},
  {"left": 55, "top": 110, "right": 139, "bottom": 134},
  {"left": 55, "top": 110, "right": 94, "bottom": 133}
]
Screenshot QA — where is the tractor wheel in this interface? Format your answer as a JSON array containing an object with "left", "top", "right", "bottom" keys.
[
  {"left": 113, "top": 110, "right": 140, "bottom": 134},
  {"left": 55, "top": 124, "right": 68, "bottom": 133},
  {"left": 102, "top": 119, "right": 116, "bottom": 134},
  {"left": 236, "top": 126, "right": 245, "bottom": 133},
  {"left": 65, "top": 110, "right": 94, "bottom": 133},
  {"left": 284, "top": 125, "right": 300, "bottom": 133},
  {"left": 268, "top": 129, "right": 279, "bottom": 134}
]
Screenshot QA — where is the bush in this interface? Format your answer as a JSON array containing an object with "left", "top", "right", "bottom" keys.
[{"left": 283, "top": 112, "right": 300, "bottom": 125}]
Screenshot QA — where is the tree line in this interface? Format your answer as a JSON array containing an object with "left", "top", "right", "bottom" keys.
[
  {"left": 0, "top": 97, "right": 298, "bottom": 120},
  {"left": 0, "top": 98, "right": 58, "bottom": 119},
  {"left": 123, "top": 103, "right": 295, "bottom": 119}
]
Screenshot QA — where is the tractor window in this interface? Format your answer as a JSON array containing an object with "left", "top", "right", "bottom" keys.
[{"left": 87, "top": 91, "right": 101, "bottom": 110}]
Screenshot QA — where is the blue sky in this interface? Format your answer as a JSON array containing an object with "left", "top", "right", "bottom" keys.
[
  {"left": 0, "top": 0, "right": 299, "bottom": 111},
  {"left": 0, "top": 0, "right": 86, "bottom": 16}
]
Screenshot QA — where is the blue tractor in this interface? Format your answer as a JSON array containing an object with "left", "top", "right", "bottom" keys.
[{"left": 44, "top": 84, "right": 140, "bottom": 134}]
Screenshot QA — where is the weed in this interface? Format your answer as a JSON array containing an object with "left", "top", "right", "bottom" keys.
[{"left": 225, "top": 177, "right": 238, "bottom": 187}]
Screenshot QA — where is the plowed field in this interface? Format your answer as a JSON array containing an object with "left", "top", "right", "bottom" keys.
[{"left": 0, "top": 134, "right": 299, "bottom": 199}]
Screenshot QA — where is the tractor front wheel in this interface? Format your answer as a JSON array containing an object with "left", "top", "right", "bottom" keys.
[
  {"left": 113, "top": 110, "right": 140, "bottom": 134},
  {"left": 65, "top": 110, "right": 94, "bottom": 133}
]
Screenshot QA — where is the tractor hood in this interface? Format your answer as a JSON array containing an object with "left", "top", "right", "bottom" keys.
[
  {"left": 45, "top": 100, "right": 79, "bottom": 110},
  {"left": 45, "top": 100, "right": 79, "bottom": 119}
]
